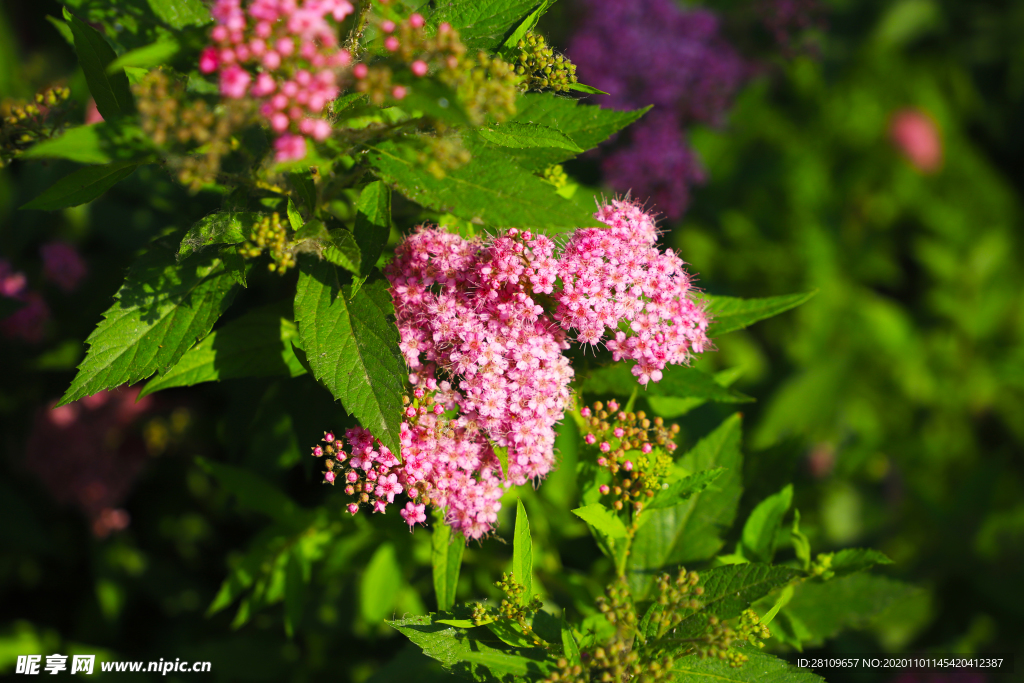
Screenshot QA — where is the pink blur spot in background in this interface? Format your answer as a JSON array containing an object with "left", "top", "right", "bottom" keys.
[{"left": 890, "top": 109, "right": 943, "bottom": 173}]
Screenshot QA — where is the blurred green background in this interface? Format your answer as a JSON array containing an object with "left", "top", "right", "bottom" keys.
[{"left": 1, "top": 1, "right": 1022, "bottom": 681}]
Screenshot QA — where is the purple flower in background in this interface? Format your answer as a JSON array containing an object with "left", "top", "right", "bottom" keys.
[
  {"left": 601, "top": 112, "right": 706, "bottom": 219},
  {"left": 41, "top": 241, "right": 88, "bottom": 292},
  {"left": 569, "top": 0, "right": 745, "bottom": 218},
  {"left": 759, "top": 0, "right": 826, "bottom": 56},
  {"left": 0, "top": 259, "right": 49, "bottom": 343}
]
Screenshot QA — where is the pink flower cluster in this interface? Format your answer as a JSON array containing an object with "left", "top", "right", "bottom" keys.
[
  {"left": 318, "top": 199, "right": 711, "bottom": 537},
  {"left": 555, "top": 199, "right": 711, "bottom": 385},
  {"left": 201, "top": 0, "right": 354, "bottom": 161}
]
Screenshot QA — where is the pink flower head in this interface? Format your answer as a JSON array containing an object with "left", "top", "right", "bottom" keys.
[
  {"left": 40, "top": 241, "right": 87, "bottom": 292},
  {"left": 324, "top": 471, "right": 336, "bottom": 484},
  {"left": 409, "top": 13, "right": 425, "bottom": 28},
  {"left": 219, "top": 65, "right": 252, "bottom": 98},
  {"left": 199, "top": 47, "right": 220, "bottom": 73},
  {"left": 401, "top": 502, "right": 427, "bottom": 528},
  {"left": 890, "top": 108, "right": 942, "bottom": 173},
  {"left": 391, "top": 85, "right": 407, "bottom": 100},
  {"left": 411, "top": 60, "right": 428, "bottom": 77},
  {"left": 274, "top": 134, "right": 307, "bottom": 162},
  {"left": 384, "top": 36, "right": 400, "bottom": 52},
  {"left": 353, "top": 63, "right": 368, "bottom": 79}
]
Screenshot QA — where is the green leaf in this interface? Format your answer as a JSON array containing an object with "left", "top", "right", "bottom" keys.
[
  {"left": 20, "top": 161, "right": 137, "bottom": 211},
  {"left": 671, "top": 648, "right": 824, "bottom": 683},
  {"left": 63, "top": 8, "right": 134, "bottom": 120},
  {"left": 146, "top": 0, "right": 212, "bottom": 28},
  {"left": 500, "top": 0, "right": 557, "bottom": 55},
  {"left": 561, "top": 617, "right": 581, "bottom": 666},
  {"left": 476, "top": 123, "right": 583, "bottom": 152},
  {"left": 571, "top": 503, "right": 627, "bottom": 539},
  {"left": 829, "top": 548, "right": 894, "bottom": 577},
  {"left": 286, "top": 198, "right": 304, "bottom": 230},
  {"left": 398, "top": 77, "right": 470, "bottom": 126},
  {"left": 647, "top": 468, "right": 725, "bottom": 511},
  {"left": 581, "top": 364, "right": 753, "bottom": 404},
  {"left": 366, "top": 140, "right": 601, "bottom": 232},
  {"left": 662, "top": 564, "right": 800, "bottom": 642},
  {"left": 323, "top": 227, "right": 362, "bottom": 274},
  {"left": 566, "top": 82, "right": 610, "bottom": 95},
  {"left": 289, "top": 169, "right": 317, "bottom": 215},
  {"left": 179, "top": 213, "right": 261, "bottom": 258},
  {"left": 197, "top": 457, "right": 298, "bottom": 521},
  {"left": 706, "top": 291, "right": 818, "bottom": 337},
  {"left": 429, "top": 0, "right": 542, "bottom": 50},
  {"left": 505, "top": 93, "right": 649, "bottom": 170},
  {"left": 362, "top": 543, "right": 403, "bottom": 625},
  {"left": 293, "top": 218, "right": 330, "bottom": 242},
  {"left": 648, "top": 367, "right": 745, "bottom": 418},
  {"left": 790, "top": 510, "right": 811, "bottom": 570},
  {"left": 512, "top": 499, "right": 533, "bottom": 603},
  {"left": 24, "top": 122, "right": 153, "bottom": 165},
  {"left": 56, "top": 240, "right": 239, "bottom": 406},
  {"left": 627, "top": 415, "right": 743, "bottom": 598},
  {"left": 782, "top": 574, "right": 923, "bottom": 647},
  {"left": 431, "top": 509, "right": 465, "bottom": 612},
  {"left": 139, "top": 304, "right": 306, "bottom": 397},
  {"left": 107, "top": 38, "right": 180, "bottom": 72},
  {"left": 46, "top": 15, "right": 73, "bottom": 45},
  {"left": 353, "top": 181, "right": 392, "bottom": 277},
  {"left": 283, "top": 546, "right": 307, "bottom": 638},
  {"left": 389, "top": 613, "right": 554, "bottom": 677},
  {"left": 293, "top": 260, "right": 405, "bottom": 456},
  {"left": 739, "top": 485, "right": 793, "bottom": 563}
]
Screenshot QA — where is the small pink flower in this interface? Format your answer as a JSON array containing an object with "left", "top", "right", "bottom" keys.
[
  {"left": 599, "top": 441, "right": 611, "bottom": 453},
  {"left": 219, "top": 65, "right": 251, "bottom": 99},
  {"left": 324, "top": 432, "right": 335, "bottom": 443},
  {"left": 274, "top": 134, "right": 307, "bottom": 162},
  {"left": 890, "top": 109, "right": 942, "bottom": 173},
  {"left": 324, "top": 471, "right": 336, "bottom": 484},
  {"left": 401, "top": 502, "right": 427, "bottom": 528},
  {"left": 251, "top": 72, "right": 277, "bottom": 96},
  {"left": 312, "top": 446, "right": 323, "bottom": 456},
  {"left": 199, "top": 47, "right": 219, "bottom": 74},
  {"left": 353, "top": 63, "right": 368, "bottom": 79},
  {"left": 409, "top": 13, "right": 425, "bottom": 28},
  {"left": 391, "top": 85, "right": 407, "bottom": 100},
  {"left": 623, "top": 461, "right": 633, "bottom": 471},
  {"left": 641, "top": 443, "right": 652, "bottom": 454},
  {"left": 384, "top": 36, "right": 400, "bottom": 52},
  {"left": 381, "top": 19, "right": 396, "bottom": 33},
  {"left": 411, "top": 60, "right": 428, "bottom": 77},
  {"left": 599, "top": 485, "right": 610, "bottom": 494},
  {"left": 347, "top": 503, "right": 359, "bottom": 514},
  {"left": 585, "top": 434, "right": 596, "bottom": 445}
]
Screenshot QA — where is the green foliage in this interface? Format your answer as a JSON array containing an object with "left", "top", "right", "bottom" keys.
[
  {"left": 353, "top": 181, "right": 392, "bottom": 278},
  {"left": 647, "top": 468, "right": 725, "bottom": 510},
  {"left": 23, "top": 121, "right": 153, "bottom": 164},
  {"left": 581, "top": 364, "right": 752, "bottom": 404},
  {"left": 178, "top": 212, "right": 263, "bottom": 258},
  {"left": 367, "top": 141, "right": 600, "bottom": 232},
  {"left": 57, "top": 237, "right": 239, "bottom": 406},
  {"left": 671, "top": 648, "right": 824, "bottom": 683},
  {"left": 476, "top": 122, "right": 583, "bottom": 152},
  {"left": 738, "top": 485, "right": 793, "bottom": 563},
  {"left": 512, "top": 500, "right": 534, "bottom": 603},
  {"left": 432, "top": 510, "right": 465, "bottom": 612},
  {"left": 362, "top": 544, "right": 404, "bottom": 625},
  {"left": 63, "top": 7, "right": 135, "bottom": 120},
  {"left": 20, "top": 161, "right": 139, "bottom": 211},
  {"left": 293, "top": 261, "right": 405, "bottom": 456},
  {"left": 429, "top": 0, "right": 541, "bottom": 50},
  {"left": 138, "top": 303, "right": 306, "bottom": 397},
  {"left": 705, "top": 292, "right": 818, "bottom": 337},
  {"left": 628, "top": 415, "right": 743, "bottom": 597}
]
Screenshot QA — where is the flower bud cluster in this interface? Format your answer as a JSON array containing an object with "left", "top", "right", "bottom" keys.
[
  {"left": 0, "top": 86, "right": 71, "bottom": 168},
  {"left": 650, "top": 567, "right": 703, "bottom": 637},
  {"left": 542, "top": 164, "right": 569, "bottom": 189},
  {"left": 470, "top": 572, "right": 547, "bottom": 646},
  {"left": 514, "top": 31, "right": 578, "bottom": 92},
  {"left": 556, "top": 198, "right": 711, "bottom": 385},
  {"left": 201, "top": 0, "right": 355, "bottom": 162},
  {"left": 240, "top": 212, "right": 297, "bottom": 273},
  {"left": 135, "top": 70, "right": 247, "bottom": 190},
  {"left": 580, "top": 400, "right": 677, "bottom": 513},
  {"left": 695, "top": 609, "right": 770, "bottom": 667}
]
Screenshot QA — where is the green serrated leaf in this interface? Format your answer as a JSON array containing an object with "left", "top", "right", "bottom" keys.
[
  {"left": 323, "top": 228, "right": 362, "bottom": 273},
  {"left": 139, "top": 304, "right": 306, "bottom": 397},
  {"left": 57, "top": 240, "right": 239, "bottom": 407},
  {"left": 648, "top": 367, "right": 745, "bottom": 418},
  {"left": 658, "top": 564, "right": 800, "bottom": 643},
  {"left": 477, "top": 122, "right": 583, "bottom": 152},
  {"left": 581, "top": 363, "right": 753, "bottom": 404},
  {"left": 397, "top": 77, "right": 470, "bottom": 125},
  {"left": 367, "top": 140, "right": 600, "bottom": 232},
  {"left": 353, "top": 181, "right": 391, "bottom": 277},
  {"left": 628, "top": 414, "right": 744, "bottom": 598},
  {"left": 706, "top": 291, "right": 818, "bottom": 337},
  {"left": 389, "top": 613, "right": 553, "bottom": 677},
  {"left": 289, "top": 169, "right": 317, "bottom": 214},
  {"left": 24, "top": 122, "right": 153, "bottom": 165},
  {"left": 20, "top": 161, "right": 138, "bottom": 211},
  {"left": 146, "top": 0, "right": 212, "bottom": 28},
  {"left": 431, "top": 509, "right": 465, "bottom": 612},
  {"left": 430, "top": 0, "right": 542, "bottom": 50},
  {"left": 197, "top": 457, "right": 298, "bottom": 521},
  {"left": 294, "top": 218, "right": 330, "bottom": 242},
  {"left": 561, "top": 617, "right": 581, "bottom": 666},
  {"left": 671, "top": 648, "right": 825, "bottom": 683},
  {"left": 107, "top": 39, "right": 179, "bottom": 72},
  {"left": 739, "top": 485, "right": 793, "bottom": 563},
  {"left": 63, "top": 8, "right": 134, "bottom": 120},
  {"left": 362, "top": 543, "right": 403, "bottom": 625},
  {"left": 512, "top": 499, "right": 533, "bottom": 603},
  {"left": 504, "top": 93, "right": 649, "bottom": 170},
  {"left": 647, "top": 467, "right": 725, "bottom": 511},
  {"left": 286, "top": 198, "right": 304, "bottom": 230},
  {"left": 566, "top": 82, "right": 610, "bottom": 95},
  {"left": 293, "top": 260, "right": 405, "bottom": 456}
]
